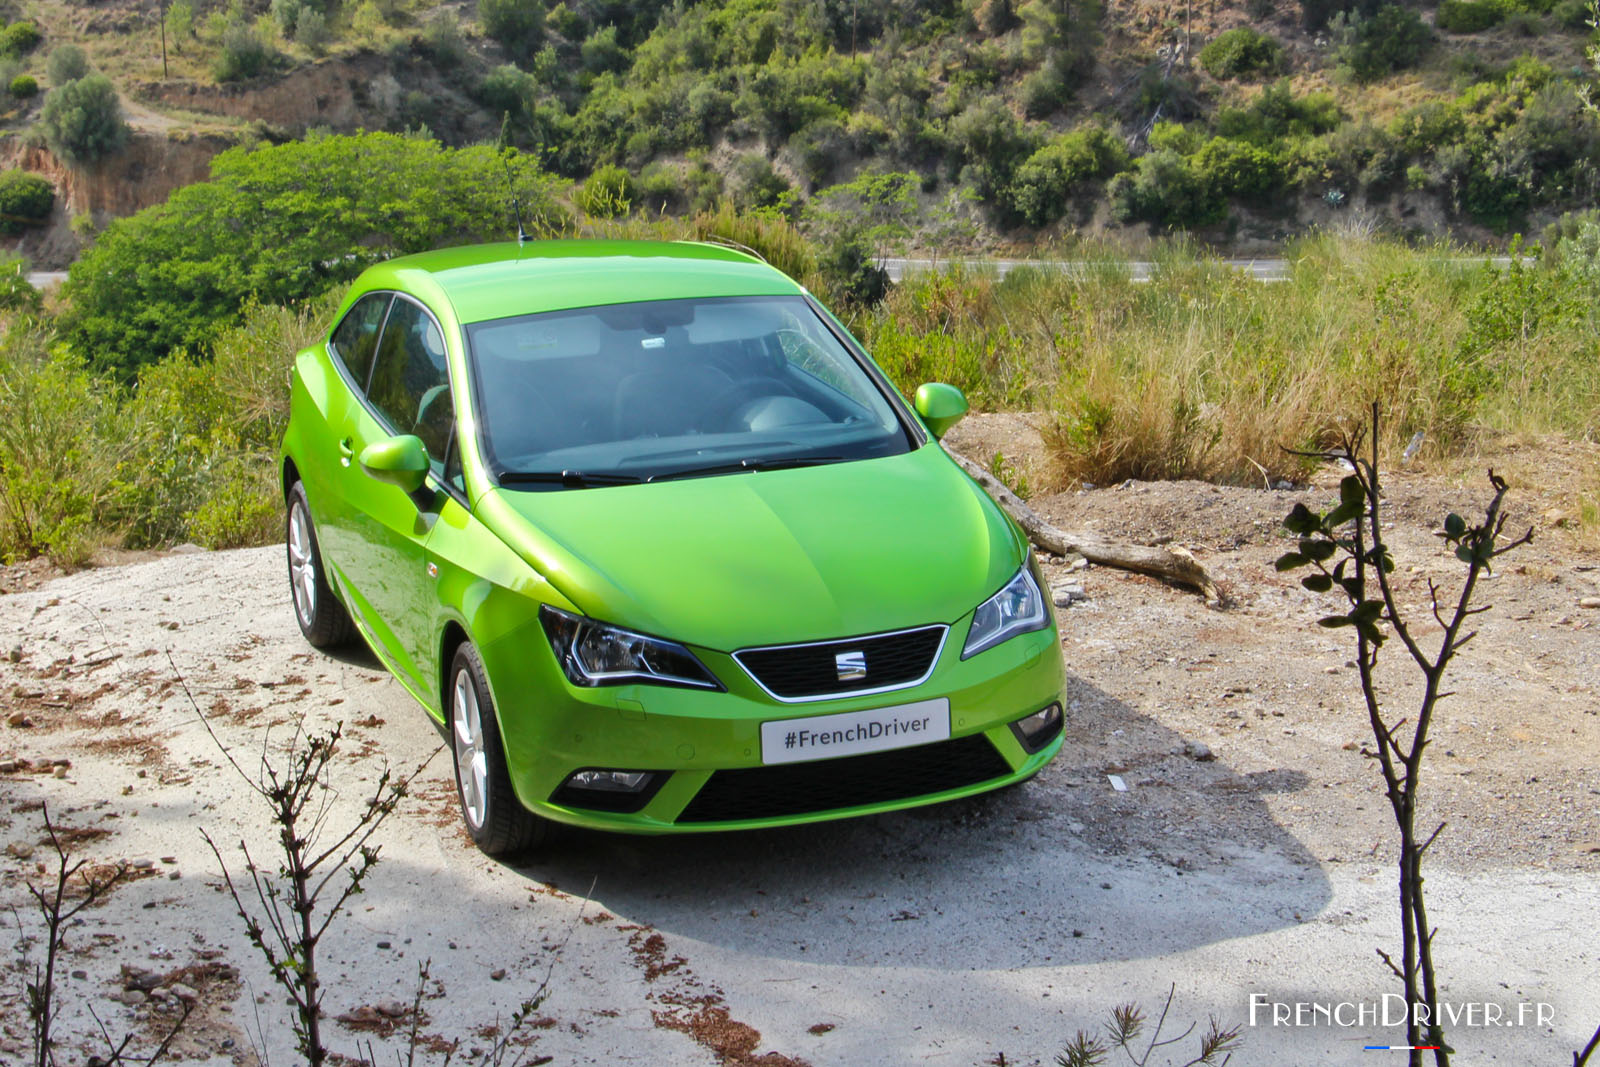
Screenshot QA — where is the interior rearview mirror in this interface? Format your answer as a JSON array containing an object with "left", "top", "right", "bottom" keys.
[{"left": 913, "top": 382, "right": 969, "bottom": 440}]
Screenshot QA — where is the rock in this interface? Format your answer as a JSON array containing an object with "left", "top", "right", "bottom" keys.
[
  {"left": 71, "top": 970, "right": 87, "bottom": 980},
  {"left": 52, "top": 764, "right": 66, "bottom": 778},
  {"left": 490, "top": 968, "right": 507, "bottom": 981},
  {"left": 131, "top": 858, "right": 155, "bottom": 870},
  {"left": 166, "top": 982, "right": 199, "bottom": 1004},
  {"left": 6, "top": 645, "right": 19, "bottom": 663},
  {"left": 1579, "top": 596, "right": 1600, "bottom": 610},
  {"left": 375, "top": 940, "right": 391, "bottom": 949},
  {"left": 1051, "top": 582, "right": 1086, "bottom": 607},
  {"left": 148, "top": 987, "right": 171, "bottom": 1001},
  {"left": 5, "top": 841, "right": 34, "bottom": 860},
  {"left": 113, "top": 989, "right": 148, "bottom": 1006},
  {"left": 6, "top": 713, "right": 34, "bottom": 728},
  {"left": 121, "top": 965, "right": 161, "bottom": 992},
  {"left": 374, "top": 998, "right": 407, "bottom": 1018},
  {"left": 1184, "top": 741, "right": 1215, "bottom": 762},
  {"left": 0, "top": 759, "right": 17, "bottom": 773}
]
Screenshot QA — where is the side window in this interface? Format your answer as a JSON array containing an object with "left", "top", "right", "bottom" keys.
[
  {"left": 367, "top": 298, "right": 453, "bottom": 469},
  {"left": 328, "top": 292, "right": 392, "bottom": 392}
]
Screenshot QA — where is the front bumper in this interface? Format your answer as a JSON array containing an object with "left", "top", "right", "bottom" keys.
[{"left": 477, "top": 615, "right": 1066, "bottom": 833}]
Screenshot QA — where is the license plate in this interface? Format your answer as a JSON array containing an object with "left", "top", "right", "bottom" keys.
[{"left": 760, "top": 698, "right": 951, "bottom": 765}]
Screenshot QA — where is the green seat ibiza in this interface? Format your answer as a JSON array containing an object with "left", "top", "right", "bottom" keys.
[{"left": 281, "top": 239, "right": 1065, "bottom": 855}]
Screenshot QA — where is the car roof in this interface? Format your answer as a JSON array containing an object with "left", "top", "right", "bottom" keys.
[{"left": 362, "top": 239, "right": 806, "bottom": 325}]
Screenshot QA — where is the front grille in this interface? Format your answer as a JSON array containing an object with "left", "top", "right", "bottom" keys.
[
  {"left": 734, "top": 625, "right": 946, "bottom": 700},
  {"left": 676, "top": 733, "right": 1012, "bottom": 824}
]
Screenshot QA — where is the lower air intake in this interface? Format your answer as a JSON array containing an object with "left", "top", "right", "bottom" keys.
[{"left": 676, "top": 733, "right": 1012, "bottom": 824}]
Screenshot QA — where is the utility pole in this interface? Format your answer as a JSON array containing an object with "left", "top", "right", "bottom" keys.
[{"left": 158, "top": 0, "right": 168, "bottom": 77}]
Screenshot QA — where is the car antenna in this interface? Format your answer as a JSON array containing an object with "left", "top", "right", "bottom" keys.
[
  {"left": 699, "top": 234, "right": 768, "bottom": 264},
  {"left": 498, "top": 113, "right": 528, "bottom": 244}
]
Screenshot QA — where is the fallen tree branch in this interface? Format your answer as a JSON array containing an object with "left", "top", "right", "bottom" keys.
[{"left": 947, "top": 449, "right": 1224, "bottom": 605}]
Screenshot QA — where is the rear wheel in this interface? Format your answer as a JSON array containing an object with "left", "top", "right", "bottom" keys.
[
  {"left": 450, "top": 642, "right": 547, "bottom": 856},
  {"left": 286, "top": 482, "right": 354, "bottom": 648}
]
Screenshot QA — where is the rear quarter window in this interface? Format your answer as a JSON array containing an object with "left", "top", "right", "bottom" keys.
[{"left": 328, "top": 292, "right": 392, "bottom": 391}]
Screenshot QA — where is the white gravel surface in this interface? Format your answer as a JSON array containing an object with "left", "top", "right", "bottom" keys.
[{"left": 1, "top": 543, "right": 1596, "bottom": 1065}]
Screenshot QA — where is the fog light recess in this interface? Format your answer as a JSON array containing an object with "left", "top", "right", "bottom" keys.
[
  {"left": 1009, "top": 702, "right": 1064, "bottom": 754},
  {"left": 550, "top": 769, "right": 667, "bottom": 814}
]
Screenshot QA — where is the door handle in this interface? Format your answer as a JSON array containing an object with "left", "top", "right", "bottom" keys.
[{"left": 338, "top": 437, "right": 355, "bottom": 467}]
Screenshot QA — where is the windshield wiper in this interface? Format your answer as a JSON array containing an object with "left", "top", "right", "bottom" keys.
[
  {"left": 499, "top": 470, "right": 645, "bottom": 488},
  {"left": 647, "top": 456, "right": 847, "bottom": 483}
]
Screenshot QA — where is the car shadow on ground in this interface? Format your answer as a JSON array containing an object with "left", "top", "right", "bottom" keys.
[{"left": 514, "top": 677, "right": 1331, "bottom": 970}]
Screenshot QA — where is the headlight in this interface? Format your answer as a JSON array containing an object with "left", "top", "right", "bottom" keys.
[
  {"left": 539, "top": 605, "right": 723, "bottom": 691},
  {"left": 961, "top": 564, "right": 1048, "bottom": 659}
]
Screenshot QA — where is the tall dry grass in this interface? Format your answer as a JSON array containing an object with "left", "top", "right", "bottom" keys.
[{"left": 858, "top": 234, "right": 1600, "bottom": 494}]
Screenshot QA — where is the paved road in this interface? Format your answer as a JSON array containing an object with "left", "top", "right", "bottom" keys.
[
  {"left": 24, "top": 270, "right": 67, "bottom": 288},
  {"left": 881, "top": 255, "right": 1522, "bottom": 284}
]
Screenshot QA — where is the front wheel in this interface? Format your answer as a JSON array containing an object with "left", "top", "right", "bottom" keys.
[
  {"left": 286, "top": 482, "right": 354, "bottom": 648},
  {"left": 450, "top": 643, "right": 547, "bottom": 856}
]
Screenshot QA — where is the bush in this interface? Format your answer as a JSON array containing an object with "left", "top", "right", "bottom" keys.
[
  {"left": 213, "top": 20, "right": 276, "bottom": 81},
  {"left": 38, "top": 74, "right": 128, "bottom": 166},
  {"left": 0, "top": 21, "right": 41, "bottom": 59},
  {"left": 0, "top": 332, "right": 117, "bottom": 565},
  {"left": 59, "top": 132, "right": 569, "bottom": 376},
  {"left": 1109, "top": 149, "right": 1222, "bottom": 228},
  {"left": 45, "top": 44, "right": 89, "bottom": 86},
  {"left": 1334, "top": 5, "right": 1432, "bottom": 82},
  {"left": 1198, "top": 28, "right": 1286, "bottom": 79},
  {"left": 1214, "top": 81, "right": 1343, "bottom": 143},
  {"left": 0, "top": 170, "right": 54, "bottom": 234},
  {"left": 1436, "top": 0, "right": 1507, "bottom": 31},
  {"left": 1552, "top": 0, "right": 1590, "bottom": 28},
  {"left": 480, "top": 0, "right": 545, "bottom": 54},
  {"left": 0, "top": 252, "right": 41, "bottom": 314},
  {"left": 1193, "top": 137, "right": 1285, "bottom": 202},
  {"left": 576, "top": 163, "right": 635, "bottom": 217},
  {"left": 731, "top": 154, "right": 794, "bottom": 214},
  {"left": 9, "top": 74, "right": 36, "bottom": 98},
  {"left": 421, "top": 11, "right": 468, "bottom": 68},
  {"left": 1008, "top": 127, "right": 1129, "bottom": 226}
]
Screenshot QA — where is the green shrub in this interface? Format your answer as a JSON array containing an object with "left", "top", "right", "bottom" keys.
[
  {"left": 1552, "top": 0, "right": 1590, "bottom": 28},
  {"left": 59, "top": 133, "right": 569, "bottom": 376},
  {"left": 1436, "top": 0, "right": 1507, "bottom": 31},
  {"left": 45, "top": 44, "right": 89, "bottom": 86},
  {"left": 0, "top": 252, "right": 41, "bottom": 314},
  {"left": 1109, "top": 149, "right": 1222, "bottom": 228},
  {"left": 213, "top": 20, "right": 276, "bottom": 81},
  {"left": 1333, "top": 5, "right": 1432, "bottom": 82},
  {"left": 480, "top": 0, "right": 545, "bottom": 54},
  {"left": 0, "top": 170, "right": 54, "bottom": 234},
  {"left": 577, "top": 163, "right": 635, "bottom": 217},
  {"left": 38, "top": 74, "right": 129, "bottom": 166},
  {"left": 1193, "top": 136, "right": 1285, "bottom": 202},
  {"left": 0, "top": 332, "right": 118, "bottom": 565},
  {"left": 1008, "top": 127, "right": 1129, "bottom": 226},
  {"left": 1198, "top": 27, "right": 1286, "bottom": 79},
  {"left": 9, "top": 74, "right": 36, "bottom": 98},
  {"left": 0, "top": 21, "right": 41, "bottom": 59},
  {"left": 1214, "top": 81, "right": 1343, "bottom": 143},
  {"left": 421, "top": 11, "right": 468, "bottom": 68},
  {"left": 731, "top": 154, "right": 794, "bottom": 214},
  {"left": 581, "top": 25, "right": 628, "bottom": 74}
]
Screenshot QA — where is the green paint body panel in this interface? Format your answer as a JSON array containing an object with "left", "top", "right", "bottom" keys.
[{"left": 282, "top": 239, "right": 1066, "bottom": 835}]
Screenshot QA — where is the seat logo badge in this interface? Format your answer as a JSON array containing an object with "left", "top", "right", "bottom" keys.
[{"left": 835, "top": 650, "right": 867, "bottom": 682}]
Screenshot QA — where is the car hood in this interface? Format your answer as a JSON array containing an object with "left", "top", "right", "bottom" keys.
[{"left": 477, "top": 444, "right": 1024, "bottom": 651}]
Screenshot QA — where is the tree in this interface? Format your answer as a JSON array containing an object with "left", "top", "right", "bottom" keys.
[
  {"left": 0, "top": 171, "right": 54, "bottom": 234},
  {"left": 44, "top": 44, "right": 89, "bottom": 86},
  {"left": 59, "top": 133, "right": 569, "bottom": 377},
  {"left": 37, "top": 74, "right": 128, "bottom": 167},
  {"left": 1277, "top": 407, "right": 1531, "bottom": 1066}
]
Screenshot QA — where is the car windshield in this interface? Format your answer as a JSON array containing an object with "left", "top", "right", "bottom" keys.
[{"left": 465, "top": 295, "right": 913, "bottom": 487}]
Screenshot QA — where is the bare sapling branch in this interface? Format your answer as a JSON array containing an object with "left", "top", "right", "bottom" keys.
[{"left": 1277, "top": 403, "right": 1532, "bottom": 1067}]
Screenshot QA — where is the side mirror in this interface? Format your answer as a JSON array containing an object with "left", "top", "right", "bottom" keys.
[
  {"left": 359, "top": 435, "right": 430, "bottom": 494},
  {"left": 914, "top": 382, "right": 969, "bottom": 440}
]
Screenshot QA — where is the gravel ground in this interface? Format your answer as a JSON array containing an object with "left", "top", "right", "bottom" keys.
[{"left": 1, "top": 433, "right": 1597, "bottom": 1065}]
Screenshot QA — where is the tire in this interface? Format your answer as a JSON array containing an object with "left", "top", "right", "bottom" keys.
[
  {"left": 449, "top": 642, "right": 547, "bottom": 856},
  {"left": 286, "top": 481, "right": 354, "bottom": 648}
]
